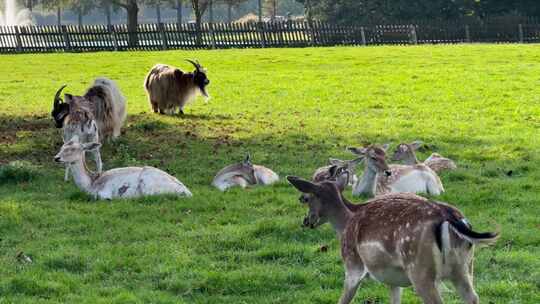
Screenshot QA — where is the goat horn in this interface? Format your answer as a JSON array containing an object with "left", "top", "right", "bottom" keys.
[
  {"left": 186, "top": 59, "right": 201, "bottom": 71},
  {"left": 53, "top": 84, "right": 67, "bottom": 107}
]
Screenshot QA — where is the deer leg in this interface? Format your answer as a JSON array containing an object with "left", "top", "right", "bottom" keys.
[
  {"left": 449, "top": 255, "right": 479, "bottom": 304},
  {"left": 409, "top": 266, "right": 443, "bottom": 304},
  {"left": 338, "top": 265, "right": 366, "bottom": 304},
  {"left": 411, "top": 280, "right": 443, "bottom": 304},
  {"left": 390, "top": 286, "right": 402, "bottom": 304},
  {"left": 450, "top": 274, "right": 479, "bottom": 304}
]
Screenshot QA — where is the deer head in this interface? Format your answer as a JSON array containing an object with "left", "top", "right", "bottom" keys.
[
  {"left": 287, "top": 175, "right": 347, "bottom": 229},
  {"left": 391, "top": 140, "right": 423, "bottom": 162},
  {"left": 348, "top": 144, "right": 392, "bottom": 177},
  {"left": 54, "top": 135, "right": 101, "bottom": 164}
]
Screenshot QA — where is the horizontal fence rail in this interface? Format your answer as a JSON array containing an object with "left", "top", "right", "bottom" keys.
[{"left": 1, "top": 20, "right": 539, "bottom": 53}]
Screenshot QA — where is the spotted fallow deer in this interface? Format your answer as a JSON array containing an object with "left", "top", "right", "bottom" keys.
[
  {"left": 54, "top": 136, "right": 192, "bottom": 200},
  {"left": 212, "top": 154, "right": 279, "bottom": 191},
  {"left": 392, "top": 141, "right": 457, "bottom": 173},
  {"left": 287, "top": 175, "right": 499, "bottom": 304},
  {"left": 349, "top": 144, "right": 444, "bottom": 197},
  {"left": 312, "top": 158, "right": 363, "bottom": 186}
]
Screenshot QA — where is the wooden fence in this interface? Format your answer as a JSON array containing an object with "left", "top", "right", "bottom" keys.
[{"left": 1, "top": 20, "right": 539, "bottom": 53}]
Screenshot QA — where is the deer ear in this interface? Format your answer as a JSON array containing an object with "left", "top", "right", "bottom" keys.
[
  {"left": 287, "top": 176, "right": 319, "bottom": 194},
  {"left": 410, "top": 140, "right": 423, "bottom": 150},
  {"left": 328, "top": 158, "right": 342, "bottom": 165},
  {"left": 82, "top": 142, "right": 101, "bottom": 151},
  {"left": 243, "top": 153, "right": 252, "bottom": 165},
  {"left": 328, "top": 165, "right": 339, "bottom": 178},
  {"left": 350, "top": 157, "right": 364, "bottom": 166},
  {"left": 347, "top": 147, "right": 366, "bottom": 155}
]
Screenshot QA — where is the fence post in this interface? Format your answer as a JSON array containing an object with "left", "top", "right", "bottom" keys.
[
  {"left": 409, "top": 25, "right": 418, "bottom": 44},
  {"left": 307, "top": 20, "right": 315, "bottom": 46},
  {"left": 360, "top": 26, "right": 366, "bottom": 46},
  {"left": 61, "top": 25, "right": 71, "bottom": 51},
  {"left": 258, "top": 21, "right": 266, "bottom": 48},
  {"left": 159, "top": 23, "right": 168, "bottom": 50},
  {"left": 518, "top": 24, "right": 524, "bottom": 43},
  {"left": 109, "top": 25, "right": 118, "bottom": 51},
  {"left": 209, "top": 22, "right": 216, "bottom": 49},
  {"left": 465, "top": 25, "right": 471, "bottom": 43},
  {"left": 14, "top": 26, "right": 23, "bottom": 52}
]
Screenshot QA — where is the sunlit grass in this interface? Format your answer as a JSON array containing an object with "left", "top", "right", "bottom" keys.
[{"left": 0, "top": 44, "right": 539, "bottom": 303}]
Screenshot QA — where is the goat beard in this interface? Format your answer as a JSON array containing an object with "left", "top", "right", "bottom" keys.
[{"left": 199, "top": 86, "right": 210, "bottom": 103}]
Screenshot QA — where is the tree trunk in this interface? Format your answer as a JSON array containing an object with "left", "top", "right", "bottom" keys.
[
  {"left": 27, "top": 0, "right": 33, "bottom": 12},
  {"left": 192, "top": 0, "right": 202, "bottom": 46},
  {"left": 258, "top": 0, "right": 262, "bottom": 22},
  {"left": 105, "top": 1, "right": 112, "bottom": 27},
  {"left": 305, "top": 0, "right": 312, "bottom": 23},
  {"left": 156, "top": 1, "right": 161, "bottom": 23},
  {"left": 227, "top": 3, "right": 232, "bottom": 23},
  {"left": 57, "top": 6, "right": 61, "bottom": 26},
  {"left": 176, "top": 0, "right": 182, "bottom": 23},
  {"left": 126, "top": 0, "right": 139, "bottom": 46},
  {"left": 78, "top": 7, "right": 83, "bottom": 27},
  {"left": 208, "top": 0, "right": 213, "bottom": 23}
]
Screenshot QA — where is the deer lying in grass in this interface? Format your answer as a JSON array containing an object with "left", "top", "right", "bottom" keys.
[
  {"left": 392, "top": 141, "right": 457, "bottom": 173},
  {"left": 54, "top": 136, "right": 192, "bottom": 199},
  {"left": 349, "top": 144, "right": 444, "bottom": 197},
  {"left": 287, "top": 174, "right": 499, "bottom": 304},
  {"left": 312, "top": 158, "right": 363, "bottom": 186},
  {"left": 212, "top": 154, "right": 279, "bottom": 191}
]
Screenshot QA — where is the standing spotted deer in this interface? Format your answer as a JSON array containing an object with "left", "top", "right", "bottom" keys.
[
  {"left": 287, "top": 175, "right": 499, "bottom": 304},
  {"left": 349, "top": 144, "right": 444, "bottom": 197},
  {"left": 392, "top": 141, "right": 457, "bottom": 173}
]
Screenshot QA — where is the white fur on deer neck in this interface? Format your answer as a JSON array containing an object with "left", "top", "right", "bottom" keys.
[{"left": 352, "top": 165, "right": 378, "bottom": 196}]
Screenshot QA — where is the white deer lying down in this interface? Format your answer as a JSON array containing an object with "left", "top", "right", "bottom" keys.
[
  {"left": 54, "top": 136, "right": 192, "bottom": 199},
  {"left": 312, "top": 158, "right": 363, "bottom": 186},
  {"left": 212, "top": 154, "right": 279, "bottom": 191},
  {"left": 349, "top": 144, "right": 444, "bottom": 197},
  {"left": 287, "top": 175, "right": 499, "bottom": 304},
  {"left": 391, "top": 141, "right": 457, "bottom": 173}
]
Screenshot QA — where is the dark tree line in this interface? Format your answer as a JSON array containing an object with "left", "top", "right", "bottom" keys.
[{"left": 295, "top": 0, "right": 540, "bottom": 24}]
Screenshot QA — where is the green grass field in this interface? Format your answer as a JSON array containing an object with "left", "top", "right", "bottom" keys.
[{"left": 0, "top": 45, "right": 539, "bottom": 303}]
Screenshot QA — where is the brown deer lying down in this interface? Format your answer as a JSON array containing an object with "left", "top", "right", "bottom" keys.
[
  {"left": 212, "top": 154, "right": 279, "bottom": 191},
  {"left": 287, "top": 174, "right": 498, "bottom": 304},
  {"left": 392, "top": 141, "right": 457, "bottom": 173}
]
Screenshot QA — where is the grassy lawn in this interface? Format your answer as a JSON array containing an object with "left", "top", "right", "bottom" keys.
[{"left": 0, "top": 45, "right": 539, "bottom": 303}]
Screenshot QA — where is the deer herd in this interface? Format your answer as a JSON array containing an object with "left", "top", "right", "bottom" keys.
[{"left": 50, "top": 59, "right": 498, "bottom": 304}]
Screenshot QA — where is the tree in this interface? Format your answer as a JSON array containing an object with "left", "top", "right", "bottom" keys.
[
  {"left": 219, "top": 0, "right": 248, "bottom": 22},
  {"left": 68, "top": 0, "right": 95, "bottom": 26},
  {"left": 263, "top": 0, "right": 277, "bottom": 20},
  {"left": 110, "top": 0, "right": 139, "bottom": 46}
]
